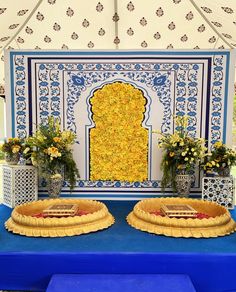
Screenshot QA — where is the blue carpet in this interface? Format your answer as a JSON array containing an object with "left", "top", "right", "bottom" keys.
[{"left": 1, "top": 201, "right": 236, "bottom": 253}]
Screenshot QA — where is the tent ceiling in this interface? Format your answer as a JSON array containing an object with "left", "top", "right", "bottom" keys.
[{"left": 0, "top": 0, "right": 236, "bottom": 83}]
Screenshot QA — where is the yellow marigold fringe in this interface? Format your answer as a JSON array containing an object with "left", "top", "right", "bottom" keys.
[{"left": 127, "top": 198, "right": 236, "bottom": 238}]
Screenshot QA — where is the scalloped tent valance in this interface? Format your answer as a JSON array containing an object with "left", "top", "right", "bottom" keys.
[{"left": 0, "top": 0, "right": 236, "bottom": 83}]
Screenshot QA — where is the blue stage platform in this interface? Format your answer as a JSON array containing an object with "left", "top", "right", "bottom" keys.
[{"left": 0, "top": 201, "right": 236, "bottom": 292}]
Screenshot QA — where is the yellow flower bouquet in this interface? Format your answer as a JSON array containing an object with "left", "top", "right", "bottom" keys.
[
  {"left": 203, "top": 141, "right": 236, "bottom": 176},
  {"left": 156, "top": 115, "right": 206, "bottom": 191},
  {"left": 1, "top": 137, "right": 23, "bottom": 164},
  {"left": 27, "top": 116, "right": 79, "bottom": 190}
]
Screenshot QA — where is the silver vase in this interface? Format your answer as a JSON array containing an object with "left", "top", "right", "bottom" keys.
[
  {"left": 5, "top": 153, "right": 20, "bottom": 165},
  {"left": 218, "top": 167, "right": 231, "bottom": 177},
  {"left": 175, "top": 174, "right": 192, "bottom": 197},
  {"left": 47, "top": 177, "right": 63, "bottom": 198}
]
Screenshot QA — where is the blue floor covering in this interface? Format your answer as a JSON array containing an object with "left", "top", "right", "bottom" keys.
[{"left": 0, "top": 200, "right": 236, "bottom": 253}]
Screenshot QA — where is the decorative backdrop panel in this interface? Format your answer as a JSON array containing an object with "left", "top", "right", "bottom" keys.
[{"left": 5, "top": 50, "right": 235, "bottom": 199}]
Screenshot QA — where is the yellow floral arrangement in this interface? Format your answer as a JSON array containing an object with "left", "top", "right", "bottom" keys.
[
  {"left": 90, "top": 82, "right": 148, "bottom": 182},
  {"left": 27, "top": 116, "right": 79, "bottom": 189},
  {"left": 203, "top": 141, "right": 236, "bottom": 176},
  {"left": 1, "top": 137, "right": 23, "bottom": 158},
  {"left": 156, "top": 115, "right": 206, "bottom": 191}
]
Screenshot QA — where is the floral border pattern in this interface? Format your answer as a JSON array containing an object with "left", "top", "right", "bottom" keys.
[{"left": 10, "top": 52, "right": 229, "bottom": 193}]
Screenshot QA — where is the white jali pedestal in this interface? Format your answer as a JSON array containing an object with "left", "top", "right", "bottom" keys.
[
  {"left": 2, "top": 164, "right": 38, "bottom": 208},
  {"left": 202, "top": 176, "right": 235, "bottom": 209}
]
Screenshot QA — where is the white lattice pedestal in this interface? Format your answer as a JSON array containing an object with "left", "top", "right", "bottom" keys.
[
  {"left": 202, "top": 176, "right": 235, "bottom": 209},
  {"left": 2, "top": 165, "right": 38, "bottom": 208}
]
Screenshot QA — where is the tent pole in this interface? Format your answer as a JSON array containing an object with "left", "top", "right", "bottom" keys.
[
  {"left": 189, "top": 0, "right": 234, "bottom": 49},
  {"left": 114, "top": 0, "right": 119, "bottom": 49},
  {"left": 0, "top": 0, "right": 44, "bottom": 54}
]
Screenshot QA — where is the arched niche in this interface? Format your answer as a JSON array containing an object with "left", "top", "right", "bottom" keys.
[{"left": 89, "top": 81, "right": 149, "bottom": 182}]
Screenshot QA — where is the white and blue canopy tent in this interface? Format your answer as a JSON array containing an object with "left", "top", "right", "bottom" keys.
[
  {"left": 1, "top": 2, "right": 236, "bottom": 292},
  {"left": 1, "top": 0, "right": 236, "bottom": 83}
]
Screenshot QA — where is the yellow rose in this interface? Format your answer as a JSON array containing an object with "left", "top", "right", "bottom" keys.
[
  {"left": 53, "top": 137, "right": 61, "bottom": 143},
  {"left": 169, "top": 152, "right": 175, "bottom": 157},
  {"left": 214, "top": 141, "right": 223, "bottom": 148},
  {"left": 12, "top": 145, "right": 21, "bottom": 153},
  {"left": 47, "top": 146, "right": 61, "bottom": 158}
]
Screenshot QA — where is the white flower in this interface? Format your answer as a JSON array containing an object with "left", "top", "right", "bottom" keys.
[{"left": 23, "top": 147, "right": 30, "bottom": 154}]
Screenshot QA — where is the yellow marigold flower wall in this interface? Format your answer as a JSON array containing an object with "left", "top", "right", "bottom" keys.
[{"left": 90, "top": 82, "right": 148, "bottom": 182}]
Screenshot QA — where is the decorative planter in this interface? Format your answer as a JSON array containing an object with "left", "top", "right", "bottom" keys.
[
  {"left": 5, "top": 153, "right": 20, "bottom": 165},
  {"left": 175, "top": 174, "right": 192, "bottom": 197},
  {"left": 217, "top": 167, "right": 231, "bottom": 177},
  {"left": 202, "top": 176, "right": 235, "bottom": 209},
  {"left": 47, "top": 177, "right": 63, "bottom": 198}
]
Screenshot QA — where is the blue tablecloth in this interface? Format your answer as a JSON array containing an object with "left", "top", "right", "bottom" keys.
[
  {"left": 1, "top": 201, "right": 236, "bottom": 253},
  {"left": 1, "top": 201, "right": 236, "bottom": 292}
]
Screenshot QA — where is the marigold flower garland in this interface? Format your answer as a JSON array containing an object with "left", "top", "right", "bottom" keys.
[{"left": 90, "top": 82, "right": 148, "bottom": 182}]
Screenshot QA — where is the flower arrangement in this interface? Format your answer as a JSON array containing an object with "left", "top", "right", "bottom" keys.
[
  {"left": 90, "top": 82, "right": 148, "bottom": 182},
  {"left": 156, "top": 115, "right": 206, "bottom": 191},
  {"left": 27, "top": 116, "right": 79, "bottom": 190},
  {"left": 203, "top": 141, "right": 236, "bottom": 176},
  {"left": 0, "top": 137, "right": 23, "bottom": 160}
]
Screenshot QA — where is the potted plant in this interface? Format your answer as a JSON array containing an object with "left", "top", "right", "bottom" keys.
[
  {"left": 0, "top": 137, "right": 23, "bottom": 165},
  {"left": 156, "top": 115, "right": 206, "bottom": 196},
  {"left": 27, "top": 116, "right": 79, "bottom": 198},
  {"left": 203, "top": 141, "right": 236, "bottom": 177}
]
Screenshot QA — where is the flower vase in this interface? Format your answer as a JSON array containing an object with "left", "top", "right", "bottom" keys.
[
  {"left": 175, "top": 174, "right": 192, "bottom": 197},
  {"left": 47, "top": 177, "right": 63, "bottom": 198},
  {"left": 218, "top": 167, "right": 231, "bottom": 177},
  {"left": 5, "top": 153, "right": 20, "bottom": 165}
]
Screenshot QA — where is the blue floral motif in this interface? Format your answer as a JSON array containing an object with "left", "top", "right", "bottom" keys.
[
  {"left": 96, "top": 64, "right": 102, "bottom": 70},
  {"left": 153, "top": 75, "right": 167, "bottom": 86},
  {"left": 154, "top": 64, "right": 160, "bottom": 70},
  {"left": 77, "top": 64, "right": 83, "bottom": 70},
  {"left": 173, "top": 64, "right": 179, "bottom": 70},
  {"left": 39, "top": 64, "right": 45, "bottom": 70},
  {"left": 97, "top": 181, "right": 103, "bottom": 187},
  {"left": 58, "top": 64, "right": 64, "bottom": 70},
  {"left": 115, "top": 181, "right": 121, "bottom": 187},
  {"left": 152, "top": 181, "right": 158, "bottom": 188},
  {"left": 134, "top": 181, "right": 140, "bottom": 187},
  {"left": 72, "top": 75, "right": 85, "bottom": 86},
  {"left": 14, "top": 55, "right": 27, "bottom": 137},
  {"left": 135, "top": 64, "right": 141, "bottom": 70},
  {"left": 79, "top": 181, "right": 85, "bottom": 187},
  {"left": 115, "top": 64, "right": 122, "bottom": 70},
  {"left": 210, "top": 55, "right": 225, "bottom": 145}
]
